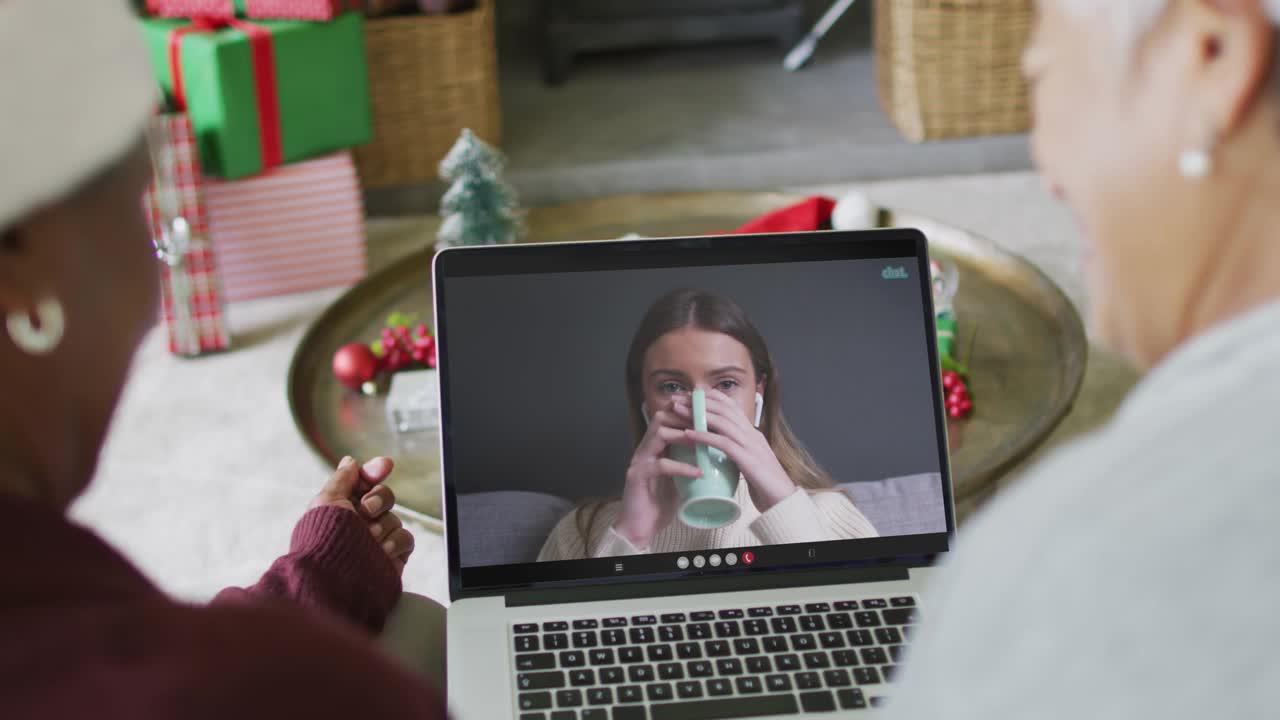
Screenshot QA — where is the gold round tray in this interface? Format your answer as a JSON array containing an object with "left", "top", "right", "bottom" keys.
[{"left": 288, "top": 192, "right": 1087, "bottom": 529}]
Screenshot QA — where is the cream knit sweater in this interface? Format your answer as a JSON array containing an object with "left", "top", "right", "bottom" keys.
[{"left": 537, "top": 478, "right": 878, "bottom": 561}]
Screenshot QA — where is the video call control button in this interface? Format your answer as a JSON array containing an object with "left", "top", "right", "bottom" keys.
[
  {"left": 709, "top": 554, "right": 722, "bottom": 567},
  {"left": 676, "top": 556, "right": 689, "bottom": 569},
  {"left": 693, "top": 555, "right": 706, "bottom": 568},
  {"left": 725, "top": 552, "right": 738, "bottom": 566},
  {"left": 742, "top": 551, "right": 755, "bottom": 565}
]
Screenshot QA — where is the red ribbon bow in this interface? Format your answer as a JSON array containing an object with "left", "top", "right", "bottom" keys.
[{"left": 168, "top": 15, "right": 284, "bottom": 172}]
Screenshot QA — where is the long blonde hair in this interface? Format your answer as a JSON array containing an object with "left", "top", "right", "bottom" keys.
[{"left": 574, "top": 289, "right": 836, "bottom": 547}]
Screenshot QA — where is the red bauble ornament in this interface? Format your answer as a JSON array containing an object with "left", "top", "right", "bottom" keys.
[{"left": 332, "top": 342, "right": 380, "bottom": 391}]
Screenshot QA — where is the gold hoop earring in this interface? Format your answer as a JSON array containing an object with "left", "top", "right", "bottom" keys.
[{"left": 6, "top": 297, "right": 65, "bottom": 355}]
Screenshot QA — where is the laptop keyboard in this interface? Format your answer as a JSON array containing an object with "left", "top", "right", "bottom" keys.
[{"left": 511, "top": 595, "right": 918, "bottom": 719}]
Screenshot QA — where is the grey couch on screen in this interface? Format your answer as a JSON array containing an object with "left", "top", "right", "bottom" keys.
[{"left": 455, "top": 473, "right": 946, "bottom": 568}]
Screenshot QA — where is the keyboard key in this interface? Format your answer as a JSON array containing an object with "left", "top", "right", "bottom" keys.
[
  {"left": 649, "top": 695, "right": 798, "bottom": 720},
  {"left": 706, "top": 679, "right": 733, "bottom": 696},
  {"left": 871, "top": 696, "right": 889, "bottom": 708},
  {"left": 732, "top": 638, "right": 760, "bottom": 655},
  {"left": 600, "top": 667, "right": 625, "bottom": 684},
  {"left": 713, "top": 621, "right": 740, "bottom": 638},
  {"left": 747, "top": 606, "right": 773, "bottom": 617},
  {"left": 803, "top": 651, "right": 831, "bottom": 669},
  {"left": 742, "top": 619, "right": 768, "bottom": 636},
  {"left": 590, "top": 649, "right": 615, "bottom": 665},
  {"left": 800, "top": 690, "right": 836, "bottom": 712},
  {"left": 617, "top": 685, "right": 643, "bottom": 703},
  {"left": 888, "top": 645, "right": 904, "bottom": 662},
  {"left": 717, "top": 609, "right": 744, "bottom": 619},
  {"left": 619, "top": 647, "right": 644, "bottom": 664},
  {"left": 570, "top": 669, "right": 595, "bottom": 687},
  {"left": 602, "top": 630, "right": 626, "bottom": 646},
  {"left": 519, "top": 713, "right": 546, "bottom": 720},
  {"left": 631, "top": 615, "right": 656, "bottom": 626},
  {"left": 689, "top": 611, "right": 715, "bottom": 621},
  {"left": 517, "top": 653, "right": 556, "bottom": 671},
  {"left": 761, "top": 637, "right": 788, "bottom": 653},
  {"left": 765, "top": 674, "right": 792, "bottom": 692},
  {"left": 876, "top": 628, "right": 903, "bottom": 645},
  {"left": 552, "top": 710, "right": 575, "bottom": 720},
  {"left": 560, "top": 651, "right": 586, "bottom": 668},
  {"left": 853, "top": 667, "right": 882, "bottom": 685},
  {"left": 882, "top": 608, "right": 917, "bottom": 626},
  {"left": 544, "top": 621, "right": 570, "bottom": 632},
  {"left": 734, "top": 676, "right": 762, "bottom": 694},
  {"left": 776, "top": 605, "right": 802, "bottom": 615},
  {"left": 647, "top": 683, "right": 674, "bottom": 701},
  {"left": 603, "top": 617, "right": 627, "bottom": 628},
  {"left": 715, "top": 658, "right": 743, "bottom": 675},
  {"left": 847, "top": 630, "right": 874, "bottom": 646},
  {"left": 770, "top": 617, "right": 797, "bottom": 634},
  {"left": 555, "top": 689, "right": 583, "bottom": 707},
  {"left": 789, "top": 634, "right": 816, "bottom": 651},
  {"left": 630, "top": 628, "right": 655, "bottom": 644},
  {"left": 587, "top": 687, "right": 613, "bottom": 705},
  {"left": 837, "top": 688, "right": 868, "bottom": 709},
  {"left": 515, "top": 636, "right": 540, "bottom": 652},
  {"left": 861, "top": 599, "right": 887, "bottom": 609},
  {"left": 705, "top": 640, "right": 731, "bottom": 657},
  {"left": 613, "top": 706, "right": 644, "bottom": 720},
  {"left": 687, "top": 624, "right": 712, "bottom": 640},
  {"left": 745, "top": 656, "right": 771, "bottom": 674},
  {"left": 515, "top": 623, "right": 539, "bottom": 634},
  {"left": 518, "top": 692, "right": 552, "bottom": 711},
  {"left": 627, "top": 665, "right": 654, "bottom": 683},
  {"left": 891, "top": 596, "right": 916, "bottom": 607},
  {"left": 883, "top": 664, "right": 897, "bottom": 681},
  {"left": 676, "top": 642, "right": 702, "bottom": 659},
  {"left": 834, "top": 601, "right": 858, "bottom": 611},
  {"left": 676, "top": 680, "right": 703, "bottom": 699},
  {"left": 818, "top": 632, "right": 845, "bottom": 649},
  {"left": 823, "top": 669, "right": 852, "bottom": 687},
  {"left": 775, "top": 654, "right": 801, "bottom": 671},
  {"left": 854, "top": 612, "right": 881, "bottom": 628},
  {"left": 546, "top": 634, "right": 570, "bottom": 650},
  {"left": 660, "top": 613, "right": 687, "bottom": 624},
  {"left": 659, "top": 626, "right": 684, "bottom": 642},
  {"left": 573, "top": 632, "right": 598, "bottom": 648},
  {"left": 574, "top": 619, "right": 600, "bottom": 630},
  {"left": 687, "top": 660, "right": 713, "bottom": 677},
  {"left": 860, "top": 647, "right": 888, "bottom": 665},
  {"left": 832, "top": 650, "right": 859, "bottom": 667},
  {"left": 658, "top": 662, "right": 684, "bottom": 680},
  {"left": 517, "top": 672, "right": 566, "bottom": 691},
  {"left": 826, "top": 612, "right": 853, "bottom": 629},
  {"left": 795, "top": 672, "right": 821, "bottom": 690},
  {"left": 647, "top": 645, "right": 673, "bottom": 662},
  {"left": 799, "top": 616, "right": 825, "bottom": 632},
  {"left": 804, "top": 602, "right": 831, "bottom": 614}
]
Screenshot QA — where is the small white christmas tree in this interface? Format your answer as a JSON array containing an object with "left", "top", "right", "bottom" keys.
[{"left": 437, "top": 129, "right": 523, "bottom": 248}]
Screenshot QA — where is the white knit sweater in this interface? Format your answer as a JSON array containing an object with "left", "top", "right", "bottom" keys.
[{"left": 537, "top": 477, "right": 878, "bottom": 561}]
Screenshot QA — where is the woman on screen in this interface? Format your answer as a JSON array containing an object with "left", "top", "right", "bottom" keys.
[{"left": 538, "top": 289, "right": 878, "bottom": 561}]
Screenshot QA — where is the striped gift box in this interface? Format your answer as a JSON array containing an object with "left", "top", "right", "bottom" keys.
[
  {"left": 146, "top": 0, "right": 365, "bottom": 20},
  {"left": 204, "top": 152, "right": 368, "bottom": 302}
]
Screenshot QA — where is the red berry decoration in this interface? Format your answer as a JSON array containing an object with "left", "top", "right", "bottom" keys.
[
  {"left": 332, "top": 343, "right": 380, "bottom": 391},
  {"left": 942, "top": 370, "right": 974, "bottom": 419}
]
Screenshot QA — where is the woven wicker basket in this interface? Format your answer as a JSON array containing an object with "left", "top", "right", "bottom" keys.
[
  {"left": 874, "top": 0, "right": 1034, "bottom": 142},
  {"left": 354, "top": 1, "right": 502, "bottom": 189}
]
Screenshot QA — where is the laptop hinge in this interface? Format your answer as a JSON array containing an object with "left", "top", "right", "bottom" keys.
[{"left": 504, "top": 565, "right": 910, "bottom": 608}]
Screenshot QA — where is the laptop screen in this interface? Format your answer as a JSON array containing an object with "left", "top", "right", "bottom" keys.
[{"left": 435, "top": 230, "right": 954, "bottom": 596}]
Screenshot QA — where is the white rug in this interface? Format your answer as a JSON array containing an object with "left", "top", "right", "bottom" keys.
[{"left": 70, "top": 172, "right": 1132, "bottom": 607}]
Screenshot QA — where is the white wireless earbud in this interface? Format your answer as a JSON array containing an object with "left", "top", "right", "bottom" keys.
[
  {"left": 641, "top": 402, "right": 650, "bottom": 426},
  {"left": 754, "top": 392, "right": 764, "bottom": 428}
]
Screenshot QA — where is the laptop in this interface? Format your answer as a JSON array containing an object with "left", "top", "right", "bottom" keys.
[{"left": 436, "top": 229, "right": 956, "bottom": 719}]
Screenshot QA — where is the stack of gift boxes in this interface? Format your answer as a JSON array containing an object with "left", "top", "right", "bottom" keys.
[{"left": 136, "top": 1, "right": 377, "bottom": 355}]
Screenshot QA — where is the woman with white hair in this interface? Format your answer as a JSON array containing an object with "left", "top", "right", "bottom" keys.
[
  {"left": 885, "top": 0, "right": 1280, "bottom": 717},
  {"left": 0, "top": 2, "right": 445, "bottom": 716}
]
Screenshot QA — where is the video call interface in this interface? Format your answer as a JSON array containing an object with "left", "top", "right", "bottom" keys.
[{"left": 439, "top": 250, "right": 950, "bottom": 587}]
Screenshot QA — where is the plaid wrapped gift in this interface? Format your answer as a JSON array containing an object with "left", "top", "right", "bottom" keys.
[
  {"left": 145, "top": 0, "right": 380, "bottom": 20},
  {"left": 205, "top": 152, "right": 367, "bottom": 301},
  {"left": 143, "top": 114, "right": 232, "bottom": 356}
]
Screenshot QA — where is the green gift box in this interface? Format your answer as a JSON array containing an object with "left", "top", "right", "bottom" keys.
[{"left": 140, "top": 13, "right": 372, "bottom": 179}]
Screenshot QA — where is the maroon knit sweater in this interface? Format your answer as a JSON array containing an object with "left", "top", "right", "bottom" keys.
[{"left": 0, "top": 495, "right": 447, "bottom": 718}]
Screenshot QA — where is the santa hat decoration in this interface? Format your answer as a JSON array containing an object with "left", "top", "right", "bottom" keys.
[{"left": 0, "top": 0, "right": 156, "bottom": 230}]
